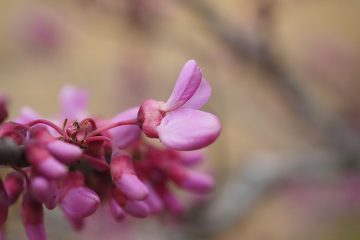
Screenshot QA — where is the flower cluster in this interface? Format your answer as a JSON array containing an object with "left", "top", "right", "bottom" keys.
[{"left": 0, "top": 60, "right": 221, "bottom": 240}]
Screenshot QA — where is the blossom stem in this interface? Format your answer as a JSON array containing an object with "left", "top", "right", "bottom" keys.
[
  {"left": 87, "top": 119, "right": 138, "bottom": 138},
  {"left": 86, "top": 136, "right": 113, "bottom": 145},
  {"left": 27, "top": 119, "right": 68, "bottom": 138},
  {"left": 79, "top": 118, "right": 97, "bottom": 131}
]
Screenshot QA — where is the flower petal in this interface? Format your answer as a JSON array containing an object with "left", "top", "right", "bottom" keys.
[
  {"left": 180, "top": 78, "right": 211, "bottom": 109},
  {"left": 15, "top": 107, "right": 40, "bottom": 124},
  {"left": 59, "top": 85, "right": 88, "bottom": 120},
  {"left": 157, "top": 109, "right": 221, "bottom": 151},
  {"left": 164, "top": 60, "right": 202, "bottom": 111},
  {"left": 109, "top": 107, "right": 141, "bottom": 148}
]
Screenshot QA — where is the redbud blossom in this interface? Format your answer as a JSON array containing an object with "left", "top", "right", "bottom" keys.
[{"left": 138, "top": 60, "right": 221, "bottom": 150}]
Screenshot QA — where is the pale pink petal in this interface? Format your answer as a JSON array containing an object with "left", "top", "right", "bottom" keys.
[
  {"left": 164, "top": 60, "right": 202, "bottom": 111},
  {"left": 61, "top": 187, "right": 100, "bottom": 219},
  {"left": 157, "top": 109, "right": 221, "bottom": 151},
  {"left": 59, "top": 85, "right": 88, "bottom": 120},
  {"left": 109, "top": 107, "right": 141, "bottom": 148},
  {"left": 47, "top": 141, "right": 82, "bottom": 164},
  {"left": 180, "top": 78, "right": 211, "bottom": 109},
  {"left": 15, "top": 107, "right": 40, "bottom": 124}
]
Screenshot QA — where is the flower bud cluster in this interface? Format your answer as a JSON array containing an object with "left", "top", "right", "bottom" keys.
[{"left": 0, "top": 60, "right": 221, "bottom": 240}]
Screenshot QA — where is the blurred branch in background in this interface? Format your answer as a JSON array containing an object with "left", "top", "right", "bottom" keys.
[
  {"left": 171, "top": 0, "right": 360, "bottom": 238},
  {"left": 182, "top": 0, "right": 360, "bottom": 166}
]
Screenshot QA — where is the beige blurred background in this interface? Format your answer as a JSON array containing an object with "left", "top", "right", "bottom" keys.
[{"left": 1, "top": 0, "right": 360, "bottom": 239}]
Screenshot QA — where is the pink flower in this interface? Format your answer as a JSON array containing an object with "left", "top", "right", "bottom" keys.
[
  {"left": 0, "top": 60, "right": 221, "bottom": 238},
  {"left": 138, "top": 60, "right": 221, "bottom": 150}
]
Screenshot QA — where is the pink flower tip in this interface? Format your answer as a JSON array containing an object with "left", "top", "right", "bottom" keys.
[
  {"left": 36, "top": 156, "right": 68, "bottom": 179},
  {"left": 47, "top": 140, "right": 82, "bottom": 164},
  {"left": 114, "top": 174, "right": 149, "bottom": 200},
  {"left": 180, "top": 171, "right": 215, "bottom": 193},
  {"left": 123, "top": 199, "right": 150, "bottom": 218},
  {"left": 110, "top": 199, "right": 126, "bottom": 222},
  {"left": 61, "top": 187, "right": 100, "bottom": 219}
]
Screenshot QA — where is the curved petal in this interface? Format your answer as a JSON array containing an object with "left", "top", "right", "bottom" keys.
[
  {"left": 157, "top": 109, "right": 221, "bottom": 151},
  {"left": 59, "top": 85, "right": 88, "bottom": 120},
  {"left": 180, "top": 78, "right": 211, "bottom": 109},
  {"left": 109, "top": 107, "right": 141, "bottom": 148},
  {"left": 163, "top": 60, "right": 202, "bottom": 111}
]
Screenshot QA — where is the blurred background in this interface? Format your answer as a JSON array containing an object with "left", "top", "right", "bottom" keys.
[{"left": 1, "top": 0, "right": 360, "bottom": 239}]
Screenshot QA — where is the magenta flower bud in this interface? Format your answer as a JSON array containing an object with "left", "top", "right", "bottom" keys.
[
  {"left": 160, "top": 190, "right": 185, "bottom": 216},
  {"left": 46, "top": 140, "right": 82, "bottom": 164},
  {"left": 0, "top": 179, "right": 9, "bottom": 226},
  {"left": 178, "top": 150, "right": 204, "bottom": 166},
  {"left": 30, "top": 176, "right": 59, "bottom": 210},
  {"left": 109, "top": 199, "right": 126, "bottom": 222},
  {"left": 4, "top": 172, "right": 24, "bottom": 204},
  {"left": 172, "top": 168, "right": 214, "bottom": 193},
  {"left": 61, "top": 187, "right": 100, "bottom": 219},
  {"left": 110, "top": 152, "right": 148, "bottom": 200},
  {"left": 26, "top": 141, "right": 67, "bottom": 179},
  {"left": 0, "top": 94, "right": 8, "bottom": 124},
  {"left": 0, "top": 122, "right": 28, "bottom": 145},
  {"left": 21, "top": 193, "right": 47, "bottom": 240},
  {"left": 144, "top": 183, "right": 163, "bottom": 214},
  {"left": 123, "top": 199, "right": 150, "bottom": 218}
]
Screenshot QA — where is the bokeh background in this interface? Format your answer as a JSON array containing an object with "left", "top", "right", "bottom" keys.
[{"left": 1, "top": 0, "right": 360, "bottom": 239}]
